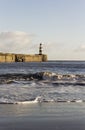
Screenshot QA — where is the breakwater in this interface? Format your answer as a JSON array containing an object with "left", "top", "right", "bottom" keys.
[{"left": 0, "top": 53, "right": 47, "bottom": 62}]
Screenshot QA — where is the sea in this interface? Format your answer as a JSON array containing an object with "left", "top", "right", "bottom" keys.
[
  {"left": 0, "top": 61, "right": 85, "bottom": 130},
  {"left": 0, "top": 61, "right": 85, "bottom": 104}
]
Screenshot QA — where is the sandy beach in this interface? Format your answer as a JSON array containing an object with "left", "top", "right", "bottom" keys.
[{"left": 0, "top": 103, "right": 85, "bottom": 130}]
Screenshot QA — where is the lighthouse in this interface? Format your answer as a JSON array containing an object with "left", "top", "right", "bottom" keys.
[{"left": 39, "top": 43, "right": 42, "bottom": 55}]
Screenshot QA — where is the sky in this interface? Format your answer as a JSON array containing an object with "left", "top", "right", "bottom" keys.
[{"left": 0, "top": 0, "right": 85, "bottom": 60}]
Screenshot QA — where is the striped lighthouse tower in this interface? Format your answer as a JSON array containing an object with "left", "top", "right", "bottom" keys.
[{"left": 39, "top": 43, "right": 42, "bottom": 55}]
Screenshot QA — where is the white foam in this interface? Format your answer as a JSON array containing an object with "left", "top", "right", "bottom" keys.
[
  {"left": 67, "top": 100, "right": 83, "bottom": 103},
  {"left": 75, "top": 100, "right": 83, "bottom": 103},
  {"left": 16, "top": 96, "right": 42, "bottom": 104}
]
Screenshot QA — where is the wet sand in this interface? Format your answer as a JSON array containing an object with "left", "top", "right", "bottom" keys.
[
  {"left": 0, "top": 117, "right": 85, "bottom": 130},
  {"left": 0, "top": 103, "right": 85, "bottom": 130}
]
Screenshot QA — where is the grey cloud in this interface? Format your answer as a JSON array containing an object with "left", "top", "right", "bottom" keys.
[{"left": 0, "top": 31, "right": 35, "bottom": 53}]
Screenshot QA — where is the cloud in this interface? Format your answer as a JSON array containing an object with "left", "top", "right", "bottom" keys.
[
  {"left": 75, "top": 44, "right": 85, "bottom": 52},
  {"left": 0, "top": 31, "right": 35, "bottom": 53}
]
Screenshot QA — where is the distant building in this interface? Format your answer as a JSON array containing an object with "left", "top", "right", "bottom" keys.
[{"left": 0, "top": 43, "right": 47, "bottom": 62}]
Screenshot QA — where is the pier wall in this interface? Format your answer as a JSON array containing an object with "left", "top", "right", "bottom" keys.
[
  {"left": 0, "top": 53, "right": 47, "bottom": 62},
  {"left": 0, "top": 53, "right": 15, "bottom": 62},
  {"left": 24, "top": 55, "right": 43, "bottom": 62}
]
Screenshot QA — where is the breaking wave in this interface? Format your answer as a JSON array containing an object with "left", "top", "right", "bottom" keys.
[
  {"left": 0, "top": 72, "right": 85, "bottom": 86},
  {"left": 0, "top": 97, "right": 84, "bottom": 104}
]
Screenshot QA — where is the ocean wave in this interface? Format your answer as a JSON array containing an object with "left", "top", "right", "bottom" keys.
[
  {"left": 0, "top": 97, "right": 84, "bottom": 104},
  {"left": 0, "top": 96, "right": 42, "bottom": 104},
  {"left": 0, "top": 72, "right": 85, "bottom": 85}
]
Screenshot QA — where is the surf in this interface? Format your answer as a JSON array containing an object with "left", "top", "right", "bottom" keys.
[{"left": 15, "top": 96, "right": 42, "bottom": 104}]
